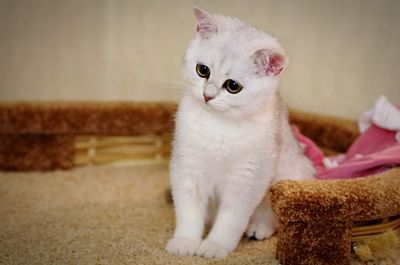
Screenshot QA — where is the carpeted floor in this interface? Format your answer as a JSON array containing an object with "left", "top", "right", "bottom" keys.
[
  {"left": 0, "top": 164, "right": 279, "bottom": 265},
  {"left": 0, "top": 164, "right": 398, "bottom": 265}
]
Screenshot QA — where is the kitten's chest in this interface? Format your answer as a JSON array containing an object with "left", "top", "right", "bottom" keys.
[
  {"left": 176, "top": 108, "right": 267, "bottom": 160},
  {"left": 189, "top": 122, "right": 238, "bottom": 156}
]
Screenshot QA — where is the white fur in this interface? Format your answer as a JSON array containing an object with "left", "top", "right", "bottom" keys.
[{"left": 166, "top": 8, "right": 315, "bottom": 259}]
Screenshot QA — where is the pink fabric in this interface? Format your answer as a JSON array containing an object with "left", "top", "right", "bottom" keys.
[
  {"left": 347, "top": 125, "right": 396, "bottom": 157},
  {"left": 292, "top": 124, "right": 400, "bottom": 180},
  {"left": 291, "top": 125, "right": 324, "bottom": 167},
  {"left": 318, "top": 125, "right": 400, "bottom": 179}
]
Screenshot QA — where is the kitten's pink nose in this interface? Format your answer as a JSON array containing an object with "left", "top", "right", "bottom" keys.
[{"left": 204, "top": 94, "right": 213, "bottom": 103}]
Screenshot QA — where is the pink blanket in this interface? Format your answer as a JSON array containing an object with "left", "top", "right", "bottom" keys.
[{"left": 293, "top": 124, "right": 400, "bottom": 180}]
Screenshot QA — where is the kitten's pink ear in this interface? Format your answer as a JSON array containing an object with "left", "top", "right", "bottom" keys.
[
  {"left": 193, "top": 7, "right": 217, "bottom": 39},
  {"left": 254, "top": 49, "right": 287, "bottom": 77}
]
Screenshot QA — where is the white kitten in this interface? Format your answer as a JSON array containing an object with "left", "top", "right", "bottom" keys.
[{"left": 166, "top": 8, "right": 315, "bottom": 259}]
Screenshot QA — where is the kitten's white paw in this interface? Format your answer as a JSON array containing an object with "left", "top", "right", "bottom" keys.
[
  {"left": 196, "top": 239, "right": 229, "bottom": 259},
  {"left": 165, "top": 237, "right": 201, "bottom": 256},
  {"left": 246, "top": 220, "right": 275, "bottom": 240}
]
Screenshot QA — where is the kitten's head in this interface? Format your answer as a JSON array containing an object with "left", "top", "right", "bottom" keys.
[{"left": 183, "top": 7, "right": 288, "bottom": 119}]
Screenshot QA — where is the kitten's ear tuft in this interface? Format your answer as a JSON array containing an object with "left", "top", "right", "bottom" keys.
[
  {"left": 193, "top": 7, "right": 217, "bottom": 39},
  {"left": 254, "top": 49, "right": 288, "bottom": 77}
]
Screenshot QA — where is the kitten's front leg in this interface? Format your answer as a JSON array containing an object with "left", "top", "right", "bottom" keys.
[
  {"left": 165, "top": 169, "right": 207, "bottom": 256},
  {"left": 196, "top": 178, "right": 267, "bottom": 259}
]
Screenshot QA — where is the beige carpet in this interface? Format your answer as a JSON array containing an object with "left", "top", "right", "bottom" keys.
[
  {"left": 0, "top": 164, "right": 279, "bottom": 265},
  {"left": 1, "top": 164, "right": 399, "bottom": 265}
]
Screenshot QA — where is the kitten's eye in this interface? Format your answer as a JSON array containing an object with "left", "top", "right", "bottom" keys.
[
  {"left": 223, "top": 79, "right": 243, "bottom": 94},
  {"left": 196, "top": 64, "right": 210, "bottom": 79}
]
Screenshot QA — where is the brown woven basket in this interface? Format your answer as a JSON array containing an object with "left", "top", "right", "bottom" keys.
[{"left": 74, "top": 135, "right": 171, "bottom": 166}]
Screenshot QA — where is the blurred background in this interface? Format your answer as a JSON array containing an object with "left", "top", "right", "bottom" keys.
[{"left": 0, "top": 0, "right": 399, "bottom": 119}]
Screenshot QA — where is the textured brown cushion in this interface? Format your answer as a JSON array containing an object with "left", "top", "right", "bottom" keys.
[
  {"left": 270, "top": 168, "right": 400, "bottom": 222},
  {"left": 0, "top": 101, "right": 176, "bottom": 135},
  {"left": 269, "top": 166, "right": 400, "bottom": 265}
]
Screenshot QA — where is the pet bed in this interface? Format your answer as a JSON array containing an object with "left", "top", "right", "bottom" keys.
[{"left": 0, "top": 101, "right": 399, "bottom": 265}]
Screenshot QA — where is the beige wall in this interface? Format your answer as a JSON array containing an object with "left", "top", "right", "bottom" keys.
[{"left": 0, "top": 0, "right": 399, "bottom": 119}]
